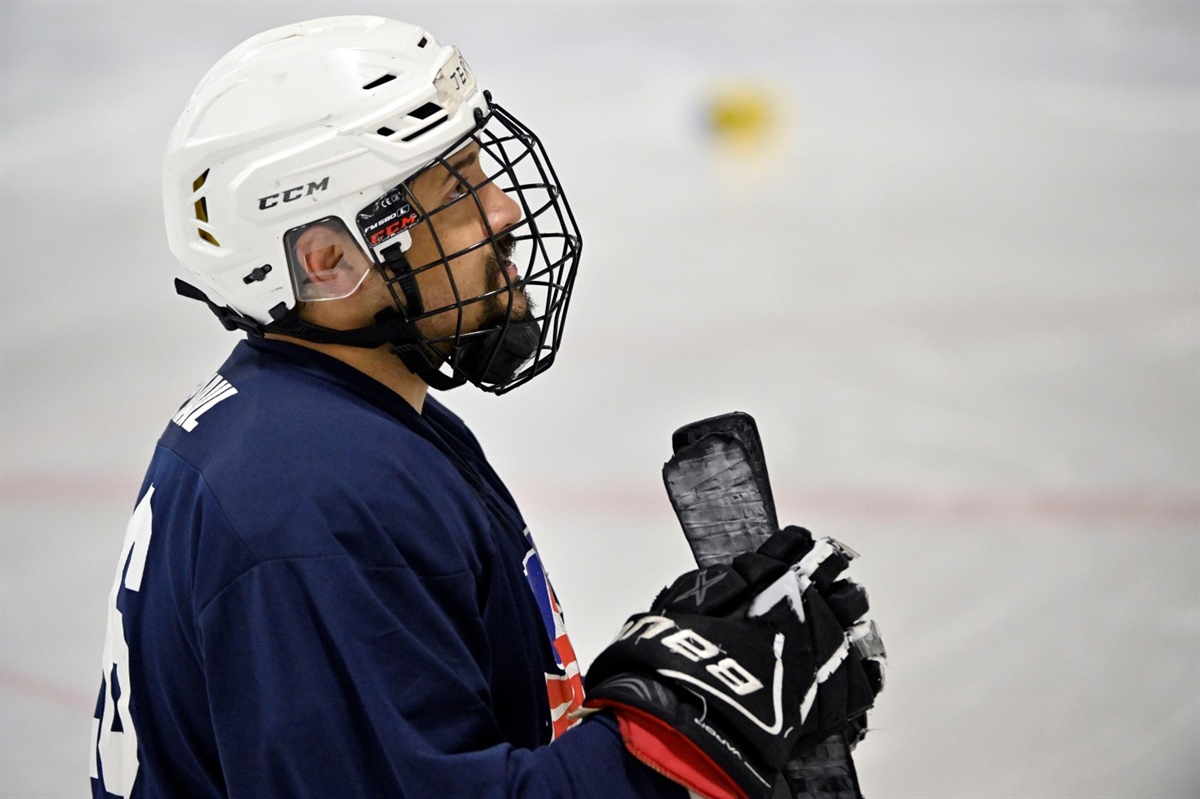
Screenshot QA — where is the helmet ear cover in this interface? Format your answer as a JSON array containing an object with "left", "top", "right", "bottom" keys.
[{"left": 283, "top": 217, "right": 373, "bottom": 304}]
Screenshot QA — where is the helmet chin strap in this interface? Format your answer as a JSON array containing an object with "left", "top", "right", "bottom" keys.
[
  {"left": 176, "top": 275, "right": 469, "bottom": 391},
  {"left": 373, "top": 241, "right": 468, "bottom": 391},
  {"left": 373, "top": 239, "right": 541, "bottom": 390}
]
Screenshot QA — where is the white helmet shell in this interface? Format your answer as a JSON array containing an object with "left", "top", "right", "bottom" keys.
[{"left": 163, "top": 16, "right": 489, "bottom": 325}]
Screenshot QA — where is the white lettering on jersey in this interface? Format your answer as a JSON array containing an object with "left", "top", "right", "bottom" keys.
[
  {"left": 93, "top": 486, "right": 155, "bottom": 796},
  {"left": 171, "top": 373, "right": 237, "bottom": 432}
]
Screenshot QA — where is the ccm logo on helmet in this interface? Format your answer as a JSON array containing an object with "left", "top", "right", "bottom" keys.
[{"left": 258, "top": 177, "right": 330, "bottom": 210}]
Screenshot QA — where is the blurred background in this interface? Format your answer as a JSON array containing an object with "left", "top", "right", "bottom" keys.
[{"left": 1, "top": 1, "right": 1196, "bottom": 797}]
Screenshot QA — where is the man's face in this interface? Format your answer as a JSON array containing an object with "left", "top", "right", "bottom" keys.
[{"left": 399, "top": 142, "right": 528, "bottom": 342}]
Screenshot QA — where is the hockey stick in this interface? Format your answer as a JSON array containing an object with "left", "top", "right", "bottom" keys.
[{"left": 662, "top": 412, "right": 863, "bottom": 799}]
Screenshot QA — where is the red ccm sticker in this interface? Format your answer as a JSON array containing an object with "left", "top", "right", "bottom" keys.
[{"left": 357, "top": 186, "right": 420, "bottom": 248}]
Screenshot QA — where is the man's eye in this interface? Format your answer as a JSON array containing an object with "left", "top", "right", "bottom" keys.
[{"left": 449, "top": 178, "right": 473, "bottom": 201}]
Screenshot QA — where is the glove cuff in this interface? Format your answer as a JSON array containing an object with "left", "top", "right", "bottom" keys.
[
  {"left": 590, "top": 699, "right": 746, "bottom": 799},
  {"left": 584, "top": 673, "right": 781, "bottom": 799}
]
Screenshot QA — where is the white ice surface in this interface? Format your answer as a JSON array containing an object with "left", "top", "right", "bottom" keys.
[{"left": 1, "top": 2, "right": 1197, "bottom": 797}]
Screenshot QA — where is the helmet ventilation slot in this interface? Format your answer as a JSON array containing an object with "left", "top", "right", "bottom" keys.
[
  {"left": 401, "top": 117, "right": 448, "bottom": 142},
  {"left": 374, "top": 102, "right": 448, "bottom": 142},
  {"left": 191, "top": 169, "right": 219, "bottom": 246},
  {"left": 409, "top": 102, "right": 441, "bottom": 120},
  {"left": 362, "top": 74, "right": 397, "bottom": 91}
]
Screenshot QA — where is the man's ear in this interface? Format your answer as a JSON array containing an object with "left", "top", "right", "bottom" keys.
[
  {"left": 293, "top": 226, "right": 345, "bottom": 284},
  {"left": 290, "top": 224, "right": 367, "bottom": 298}
]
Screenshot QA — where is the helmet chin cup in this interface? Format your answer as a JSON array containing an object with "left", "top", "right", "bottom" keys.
[{"left": 454, "top": 319, "right": 541, "bottom": 386}]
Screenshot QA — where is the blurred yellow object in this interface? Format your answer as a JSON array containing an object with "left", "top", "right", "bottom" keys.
[
  {"left": 704, "top": 81, "right": 791, "bottom": 191},
  {"left": 708, "top": 85, "right": 772, "bottom": 138}
]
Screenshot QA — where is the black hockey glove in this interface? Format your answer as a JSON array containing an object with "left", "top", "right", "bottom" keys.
[{"left": 584, "top": 527, "right": 881, "bottom": 799}]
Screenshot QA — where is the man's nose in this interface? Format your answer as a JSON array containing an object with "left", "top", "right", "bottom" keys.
[{"left": 484, "top": 181, "right": 522, "bottom": 234}]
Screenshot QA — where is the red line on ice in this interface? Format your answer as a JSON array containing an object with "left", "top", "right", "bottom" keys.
[
  {"left": 3, "top": 472, "right": 1196, "bottom": 525},
  {"left": 1, "top": 668, "right": 95, "bottom": 713}
]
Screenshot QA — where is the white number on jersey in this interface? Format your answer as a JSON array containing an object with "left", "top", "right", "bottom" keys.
[{"left": 91, "top": 486, "right": 156, "bottom": 796}]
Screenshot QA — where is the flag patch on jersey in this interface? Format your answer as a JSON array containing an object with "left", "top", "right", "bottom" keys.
[
  {"left": 522, "top": 529, "right": 585, "bottom": 740},
  {"left": 171, "top": 373, "right": 237, "bottom": 432}
]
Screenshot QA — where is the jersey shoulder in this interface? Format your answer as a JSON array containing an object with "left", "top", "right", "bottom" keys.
[{"left": 152, "top": 339, "right": 496, "bottom": 578}]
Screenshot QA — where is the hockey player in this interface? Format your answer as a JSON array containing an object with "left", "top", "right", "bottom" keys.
[{"left": 91, "top": 16, "right": 881, "bottom": 799}]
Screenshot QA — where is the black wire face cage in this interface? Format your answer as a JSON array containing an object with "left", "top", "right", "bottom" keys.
[{"left": 356, "top": 101, "right": 582, "bottom": 394}]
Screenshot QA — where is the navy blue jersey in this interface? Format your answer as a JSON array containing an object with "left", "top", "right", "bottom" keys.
[{"left": 91, "top": 337, "right": 684, "bottom": 799}]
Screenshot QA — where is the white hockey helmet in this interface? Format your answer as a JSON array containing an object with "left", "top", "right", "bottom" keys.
[{"left": 163, "top": 16, "right": 582, "bottom": 393}]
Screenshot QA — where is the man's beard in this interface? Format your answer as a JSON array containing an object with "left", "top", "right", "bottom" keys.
[
  {"left": 453, "top": 233, "right": 542, "bottom": 384},
  {"left": 479, "top": 233, "right": 536, "bottom": 329}
]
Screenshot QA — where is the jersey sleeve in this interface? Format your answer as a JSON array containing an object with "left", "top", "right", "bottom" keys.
[{"left": 197, "top": 554, "right": 687, "bottom": 798}]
